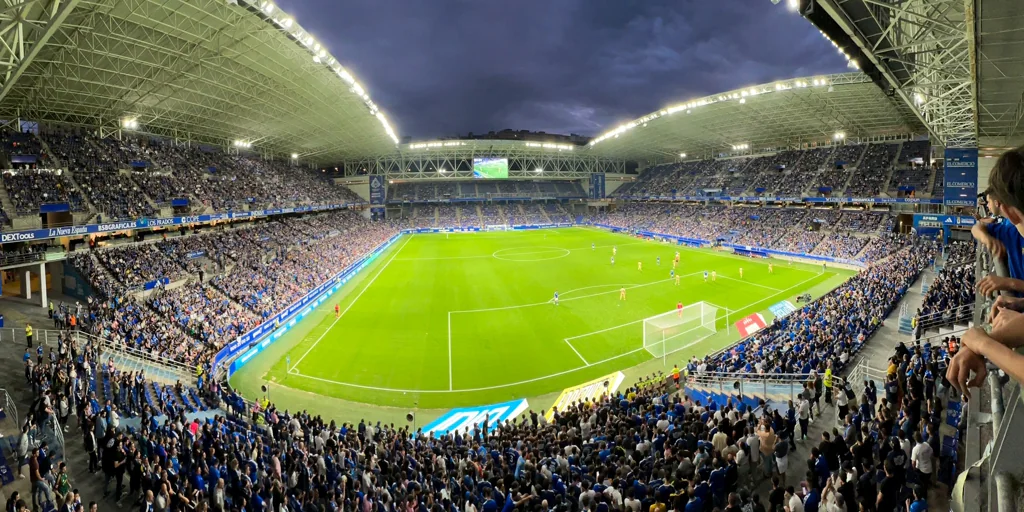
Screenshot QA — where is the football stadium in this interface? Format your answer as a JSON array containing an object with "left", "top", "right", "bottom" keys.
[{"left": 0, "top": 0, "right": 1019, "bottom": 511}]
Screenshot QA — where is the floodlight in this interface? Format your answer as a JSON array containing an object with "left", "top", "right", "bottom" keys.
[
  {"left": 739, "top": 98, "right": 746, "bottom": 104},
  {"left": 679, "top": 153, "right": 686, "bottom": 158},
  {"left": 535, "top": 168, "right": 543, "bottom": 172},
  {"left": 291, "top": 153, "right": 298, "bottom": 159},
  {"left": 787, "top": 0, "right": 799, "bottom": 11},
  {"left": 261, "top": 2, "right": 274, "bottom": 14},
  {"left": 914, "top": 93, "right": 925, "bottom": 105},
  {"left": 121, "top": 118, "right": 138, "bottom": 130},
  {"left": 834, "top": 132, "right": 846, "bottom": 140}
]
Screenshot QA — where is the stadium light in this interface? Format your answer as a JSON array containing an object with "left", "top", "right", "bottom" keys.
[
  {"left": 914, "top": 93, "right": 925, "bottom": 105},
  {"left": 679, "top": 153, "right": 686, "bottom": 158},
  {"left": 739, "top": 98, "right": 746, "bottom": 104},
  {"left": 233, "top": 140, "right": 252, "bottom": 149},
  {"left": 834, "top": 132, "right": 846, "bottom": 140},
  {"left": 787, "top": 0, "right": 799, "bottom": 11},
  {"left": 121, "top": 118, "right": 138, "bottom": 130},
  {"left": 535, "top": 168, "right": 543, "bottom": 173},
  {"left": 291, "top": 153, "right": 298, "bottom": 159}
]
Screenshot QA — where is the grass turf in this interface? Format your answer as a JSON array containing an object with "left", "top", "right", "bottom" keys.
[{"left": 236, "top": 226, "right": 854, "bottom": 412}]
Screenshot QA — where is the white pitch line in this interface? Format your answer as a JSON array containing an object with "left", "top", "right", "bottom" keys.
[
  {"left": 288, "top": 234, "right": 413, "bottom": 372},
  {"left": 392, "top": 241, "right": 649, "bottom": 262},
  {"left": 715, "top": 275, "right": 782, "bottom": 291},
  {"left": 286, "top": 270, "right": 833, "bottom": 394},
  {"left": 449, "top": 272, "right": 701, "bottom": 314},
  {"left": 563, "top": 337, "right": 590, "bottom": 366},
  {"left": 286, "top": 231, "right": 837, "bottom": 394}
]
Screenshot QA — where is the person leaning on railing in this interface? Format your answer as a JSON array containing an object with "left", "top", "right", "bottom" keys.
[
  {"left": 972, "top": 189, "right": 1024, "bottom": 296},
  {"left": 948, "top": 146, "right": 1024, "bottom": 398}
]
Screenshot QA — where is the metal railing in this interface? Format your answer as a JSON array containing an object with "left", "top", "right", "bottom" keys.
[
  {"left": 2, "top": 328, "right": 194, "bottom": 381},
  {"left": 0, "top": 388, "right": 19, "bottom": 429},
  {"left": 684, "top": 371, "right": 847, "bottom": 406},
  {"left": 914, "top": 303, "right": 976, "bottom": 331},
  {"left": 953, "top": 235, "right": 1020, "bottom": 512}
]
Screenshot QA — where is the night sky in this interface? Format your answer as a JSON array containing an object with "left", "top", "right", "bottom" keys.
[{"left": 273, "top": 0, "right": 850, "bottom": 140}]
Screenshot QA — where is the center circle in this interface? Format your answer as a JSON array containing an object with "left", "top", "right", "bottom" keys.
[{"left": 492, "top": 246, "right": 571, "bottom": 262}]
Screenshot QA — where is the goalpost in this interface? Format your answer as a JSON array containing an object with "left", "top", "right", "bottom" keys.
[{"left": 642, "top": 301, "right": 725, "bottom": 364}]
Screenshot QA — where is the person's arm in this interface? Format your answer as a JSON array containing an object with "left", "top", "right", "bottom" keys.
[
  {"left": 962, "top": 328, "right": 1024, "bottom": 388},
  {"left": 972, "top": 218, "right": 1007, "bottom": 261}
]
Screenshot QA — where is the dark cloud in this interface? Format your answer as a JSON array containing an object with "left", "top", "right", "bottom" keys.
[{"left": 274, "top": 0, "right": 849, "bottom": 139}]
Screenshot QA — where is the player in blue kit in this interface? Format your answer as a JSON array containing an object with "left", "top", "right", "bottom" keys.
[
  {"left": 610, "top": 256, "right": 615, "bottom": 265},
  {"left": 657, "top": 256, "right": 661, "bottom": 266},
  {"left": 703, "top": 270, "right": 708, "bottom": 282},
  {"left": 592, "top": 242, "right": 595, "bottom": 250},
  {"left": 553, "top": 291, "right": 559, "bottom": 306}
]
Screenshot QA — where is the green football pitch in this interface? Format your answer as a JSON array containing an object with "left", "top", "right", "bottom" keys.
[{"left": 236, "top": 227, "right": 854, "bottom": 412}]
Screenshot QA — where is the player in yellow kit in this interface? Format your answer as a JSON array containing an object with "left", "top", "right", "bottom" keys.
[
  {"left": 637, "top": 261, "right": 642, "bottom": 271},
  {"left": 620, "top": 287, "right": 626, "bottom": 300}
]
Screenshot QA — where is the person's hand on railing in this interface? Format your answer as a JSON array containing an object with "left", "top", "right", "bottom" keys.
[
  {"left": 978, "top": 275, "right": 1023, "bottom": 297},
  {"left": 946, "top": 335, "right": 989, "bottom": 401},
  {"left": 989, "top": 295, "right": 1024, "bottom": 322}
]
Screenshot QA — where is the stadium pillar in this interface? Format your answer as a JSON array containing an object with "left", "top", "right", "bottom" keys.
[
  {"left": 39, "top": 263, "right": 47, "bottom": 308},
  {"left": 21, "top": 269, "right": 31, "bottom": 300}
]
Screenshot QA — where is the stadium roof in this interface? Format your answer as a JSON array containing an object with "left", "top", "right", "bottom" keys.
[
  {"left": 585, "top": 72, "right": 927, "bottom": 163},
  {"left": 0, "top": 0, "right": 399, "bottom": 162},
  {"left": 976, "top": 0, "right": 1024, "bottom": 150}
]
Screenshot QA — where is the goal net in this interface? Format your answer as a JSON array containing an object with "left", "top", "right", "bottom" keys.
[
  {"left": 485, "top": 224, "right": 511, "bottom": 231},
  {"left": 643, "top": 301, "right": 720, "bottom": 360}
]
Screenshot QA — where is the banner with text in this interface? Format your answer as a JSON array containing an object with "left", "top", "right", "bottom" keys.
[
  {"left": 590, "top": 173, "right": 606, "bottom": 199},
  {"left": 369, "top": 175, "right": 386, "bottom": 206},
  {"left": 943, "top": 148, "right": 978, "bottom": 207},
  {"left": 545, "top": 371, "right": 625, "bottom": 421},
  {"left": 734, "top": 313, "right": 767, "bottom": 338}
]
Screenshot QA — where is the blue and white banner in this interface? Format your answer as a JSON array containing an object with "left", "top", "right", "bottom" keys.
[
  {"left": 422, "top": 399, "right": 529, "bottom": 437},
  {"left": 590, "top": 173, "right": 606, "bottom": 199},
  {"left": 0, "top": 203, "right": 364, "bottom": 243},
  {"left": 944, "top": 148, "right": 978, "bottom": 207},
  {"left": 769, "top": 300, "right": 797, "bottom": 319},
  {"left": 613, "top": 195, "right": 943, "bottom": 205},
  {"left": 369, "top": 175, "right": 386, "bottom": 205}
]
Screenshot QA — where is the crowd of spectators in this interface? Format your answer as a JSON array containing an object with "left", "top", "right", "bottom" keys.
[
  {"left": 810, "top": 145, "right": 865, "bottom": 195},
  {"left": 846, "top": 144, "right": 899, "bottom": 197},
  {"left": 67, "top": 211, "right": 400, "bottom": 367},
  {"left": 44, "top": 226, "right": 947, "bottom": 512},
  {"left": 2, "top": 170, "right": 86, "bottom": 214},
  {"left": 700, "top": 241, "right": 934, "bottom": 376},
  {"left": 1, "top": 132, "right": 366, "bottom": 220}
]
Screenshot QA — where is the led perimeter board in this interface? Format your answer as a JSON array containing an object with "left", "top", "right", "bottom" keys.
[{"left": 472, "top": 157, "right": 509, "bottom": 179}]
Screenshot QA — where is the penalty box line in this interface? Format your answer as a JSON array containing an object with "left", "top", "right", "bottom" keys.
[
  {"left": 287, "top": 270, "right": 831, "bottom": 394},
  {"left": 562, "top": 269, "right": 829, "bottom": 363},
  {"left": 448, "top": 273, "right": 702, "bottom": 374}
]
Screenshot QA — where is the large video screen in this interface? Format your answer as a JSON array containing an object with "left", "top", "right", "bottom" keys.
[{"left": 473, "top": 157, "right": 509, "bottom": 179}]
